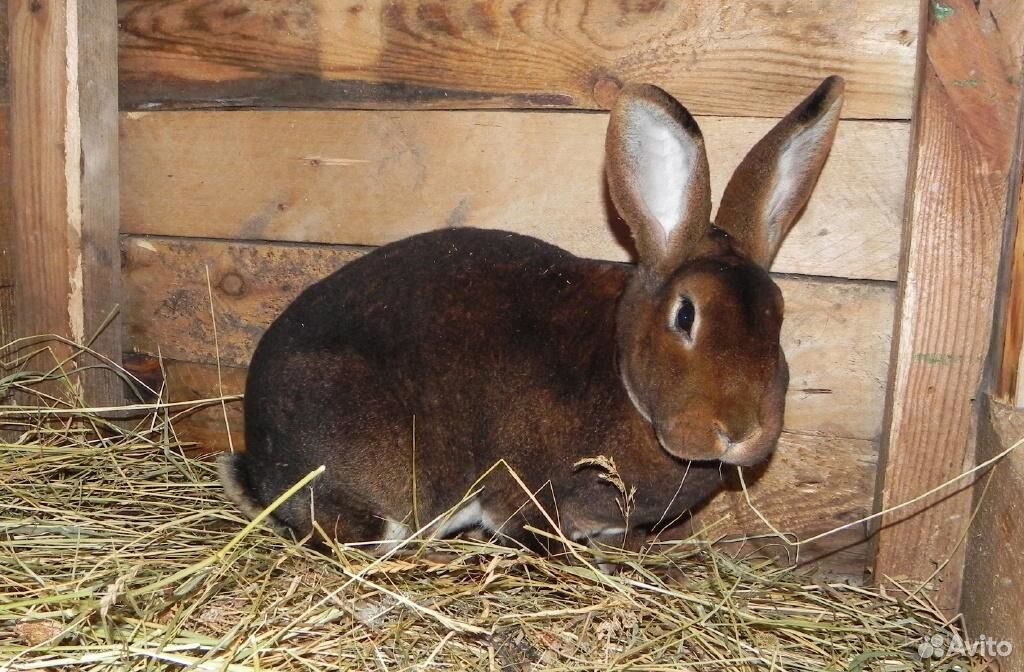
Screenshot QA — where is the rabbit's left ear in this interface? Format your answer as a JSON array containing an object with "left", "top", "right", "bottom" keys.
[
  {"left": 715, "top": 76, "right": 845, "bottom": 268},
  {"left": 606, "top": 84, "right": 712, "bottom": 277}
]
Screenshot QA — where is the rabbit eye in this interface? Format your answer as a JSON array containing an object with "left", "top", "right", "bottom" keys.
[{"left": 675, "top": 298, "right": 696, "bottom": 336}]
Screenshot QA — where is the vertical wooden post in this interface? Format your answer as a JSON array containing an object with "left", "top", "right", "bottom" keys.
[
  {"left": 993, "top": 160, "right": 1024, "bottom": 407},
  {"left": 873, "top": 0, "right": 1024, "bottom": 612},
  {"left": 0, "top": 2, "right": 14, "bottom": 347},
  {"left": 8, "top": 0, "right": 121, "bottom": 404}
]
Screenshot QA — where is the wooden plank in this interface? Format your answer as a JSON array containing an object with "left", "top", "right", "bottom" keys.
[
  {"left": 122, "top": 353, "right": 877, "bottom": 578},
  {"left": 120, "top": 111, "right": 909, "bottom": 282},
  {"left": 78, "top": 0, "right": 123, "bottom": 403},
  {"left": 121, "top": 236, "right": 366, "bottom": 366},
  {"left": 116, "top": 0, "right": 918, "bottom": 119},
  {"left": 9, "top": 0, "right": 80, "bottom": 372},
  {"left": 993, "top": 140, "right": 1024, "bottom": 407},
  {"left": 121, "top": 236, "right": 895, "bottom": 442},
  {"left": 961, "top": 399, "right": 1024, "bottom": 671},
  {"left": 692, "top": 431, "right": 878, "bottom": 580},
  {"left": 0, "top": 0, "right": 11, "bottom": 345},
  {"left": 8, "top": 0, "right": 122, "bottom": 403},
  {"left": 873, "top": 0, "right": 1024, "bottom": 614},
  {"left": 122, "top": 353, "right": 246, "bottom": 455},
  {"left": 0, "top": 0, "right": 8, "bottom": 104},
  {"left": 0, "top": 106, "right": 14, "bottom": 346}
]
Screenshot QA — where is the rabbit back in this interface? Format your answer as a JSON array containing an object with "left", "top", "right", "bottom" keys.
[{"left": 234, "top": 228, "right": 712, "bottom": 549}]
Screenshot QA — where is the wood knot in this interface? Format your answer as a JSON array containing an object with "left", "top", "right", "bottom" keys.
[
  {"left": 593, "top": 76, "right": 623, "bottom": 109},
  {"left": 218, "top": 273, "right": 245, "bottom": 297}
]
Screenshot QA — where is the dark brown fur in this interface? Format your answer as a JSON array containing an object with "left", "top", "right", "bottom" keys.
[{"left": 222, "top": 77, "right": 845, "bottom": 553}]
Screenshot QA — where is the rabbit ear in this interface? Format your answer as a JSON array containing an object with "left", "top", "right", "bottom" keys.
[
  {"left": 606, "top": 84, "right": 712, "bottom": 277},
  {"left": 715, "top": 76, "right": 845, "bottom": 268}
]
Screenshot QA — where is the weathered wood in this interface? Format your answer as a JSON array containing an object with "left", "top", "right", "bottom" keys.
[
  {"left": 121, "top": 236, "right": 895, "bottom": 441},
  {"left": 873, "top": 0, "right": 1024, "bottom": 614},
  {"left": 961, "top": 399, "right": 1024, "bottom": 671},
  {"left": 122, "top": 352, "right": 878, "bottom": 578},
  {"left": 993, "top": 180, "right": 1024, "bottom": 407},
  {"left": 8, "top": 0, "right": 122, "bottom": 403},
  {"left": 116, "top": 0, "right": 918, "bottom": 119},
  {"left": 9, "top": 0, "right": 72, "bottom": 350},
  {"left": 692, "top": 431, "right": 878, "bottom": 580},
  {"left": 1015, "top": 199, "right": 1024, "bottom": 408},
  {"left": 0, "top": 1, "right": 11, "bottom": 345},
  {"left": 123, "top": 353, "right": 246, "bottom": 455},
  {"left": 8, "top": 0, "right": 81, "bottom": 375},
  {"left": 0, "top": 106, "right": 14, "bottom": 347},
  {"left": 0, "top": 0, "right": 8, "bottom": 105},
  {"left": 78, "top": 0, "right": 123, "bottom": 402},
  {"left": 120, "top": 111, "right": 909, "bottom": 282},
  {"left": 121, "top": 236, "right": 366, "bottom": 366},
  {"left": 993, "top": 111, "right": 1024, "bottom": 407}
]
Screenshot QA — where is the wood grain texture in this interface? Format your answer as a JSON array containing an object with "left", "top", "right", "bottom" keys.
[
  {"left": 692, "top": 431, "right": 878, "bottom": 579},
  {"left": 993, "top": 114, "right": 1024, "bottom": 406},
  {"left": 78, "top": 0, "right": 124, "bottom": 403},
  {"left": 0, "top": 0, "right": 9, "bottom": 342},
  {"left": 0, "top": 106, "right": 13, "bottom": 346},
  {"left": 116, "top": 0, "right": 918, "bottom": 119},
  {"left": 120, "top": 110, "right": 909, "bottom": 282},
  {"left": 122, "top": 354, "right": 246, "bottom": 455},
  {"left": 873, "top": 0, "right": 1024, "bottom": 614},
  {"left": 121, "top": 236, "right": 895, "bottom": 441},
  {"left": 961, "top": 399, "right": 1024, "bottom": 671},
  {"left": 8, "top": 0, "right": 122, "bottom": 403},
  {"left": 0, "top": 0, "right": 11, "bottom": 345},
  {"left": 9, "top": 0, "right": 78, "bottom": 354},
  {"left": 0, "top": 0, "right": 8, "bottom": 105},
  {"left": 993, "top": 156, "right": 1024, "bottom": 406},
  {"left": 121, "top": 353, "right": 877, "bottom": 578}
]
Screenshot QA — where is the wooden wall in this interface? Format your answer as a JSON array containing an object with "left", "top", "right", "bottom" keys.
[
  {"left": 4, "top": 0, "right": 122, "bottom": 404},
  {"left": 960, "top": 0, "right": 1024, "bottom": 637},
  {"left": 115, "top": 0, "right": 920, "bottom": 578},
  {"left": 961, "top": 400, "right": 1024, "bottom": 670},
  {"left": 872, "top": 0, "right": 1024, "bottom": 613},
  {"left": 0, "top": 0, "right": 12, "bottom": 345}
]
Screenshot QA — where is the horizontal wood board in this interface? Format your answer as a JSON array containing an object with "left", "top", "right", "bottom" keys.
[
  {"left": 120, "top": 110, "right": 909, "bottom": 282},
  {"left": 124, "top": 353, "right": 877, "bottom": 578},
  {"left": 122, "top": 236, "right": 895, "bottom": 441},
  {"left": 117, "top": 0, "right": 918, "bottom": 119}
]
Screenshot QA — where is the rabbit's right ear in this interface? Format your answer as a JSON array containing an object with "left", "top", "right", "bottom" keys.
[
  {"left": 714, "top": 76, "right": 844, "bottom": 269},
  {"left": 606, "top": 84, "right": 712, "bottom": 277}
]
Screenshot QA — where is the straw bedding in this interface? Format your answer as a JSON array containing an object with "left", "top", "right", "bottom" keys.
[{"left": 0, "top": 345, "right": 988, "bottom": 671}]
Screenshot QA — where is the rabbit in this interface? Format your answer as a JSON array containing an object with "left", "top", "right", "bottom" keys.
[{"left": 219, "top": 76, "right": 845, "bottom": 556}]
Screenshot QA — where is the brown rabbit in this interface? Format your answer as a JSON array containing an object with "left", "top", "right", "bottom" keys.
[{"left": 220, "top": 77, "right": 845, "bottom": 555}]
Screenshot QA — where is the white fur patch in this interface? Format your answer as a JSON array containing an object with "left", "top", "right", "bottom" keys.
[
  {"left": 480, "top": 508, "right": 501, "bottom": 534},
  {"left": 575, "top": 526, "right": 627, "bottom": 543},
  {"left": 765, "top": 110, "right": 839, "bottom": 237},
  {"left": 630, "top": 108, "right": 695, "bottom": 241},
  {"left": 376, "top": 518, "right": 412, "bottom": 553},
  {"left": 434, "top": 499, "right": 485, "bottom": 537}
]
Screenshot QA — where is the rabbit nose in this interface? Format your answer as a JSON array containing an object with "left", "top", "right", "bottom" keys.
[
  {"left": 714, "top": 422, "right": 764, "bottom": 465},
  {"left": 713, "top": 421, "right": 753, "bottom": 449}
]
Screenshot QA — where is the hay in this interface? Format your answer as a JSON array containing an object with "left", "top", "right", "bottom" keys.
[{"left": 0, "top": 340, "right": 990, "bottom": 671}]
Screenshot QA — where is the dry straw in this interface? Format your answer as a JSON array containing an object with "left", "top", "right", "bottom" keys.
[{"left": 0, "top": 337, "right": 998, "bottom": 670}]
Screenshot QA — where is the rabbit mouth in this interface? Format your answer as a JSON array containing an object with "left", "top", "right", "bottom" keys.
[
  {"left": 655, "top": 422, "right": 775, "bottom": 466},
  {"left": 717, "top": 427, "right": 779, "bottom": 467},
  {"left": 719, "top": 442, "right": 770, "bottom": 467}
]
